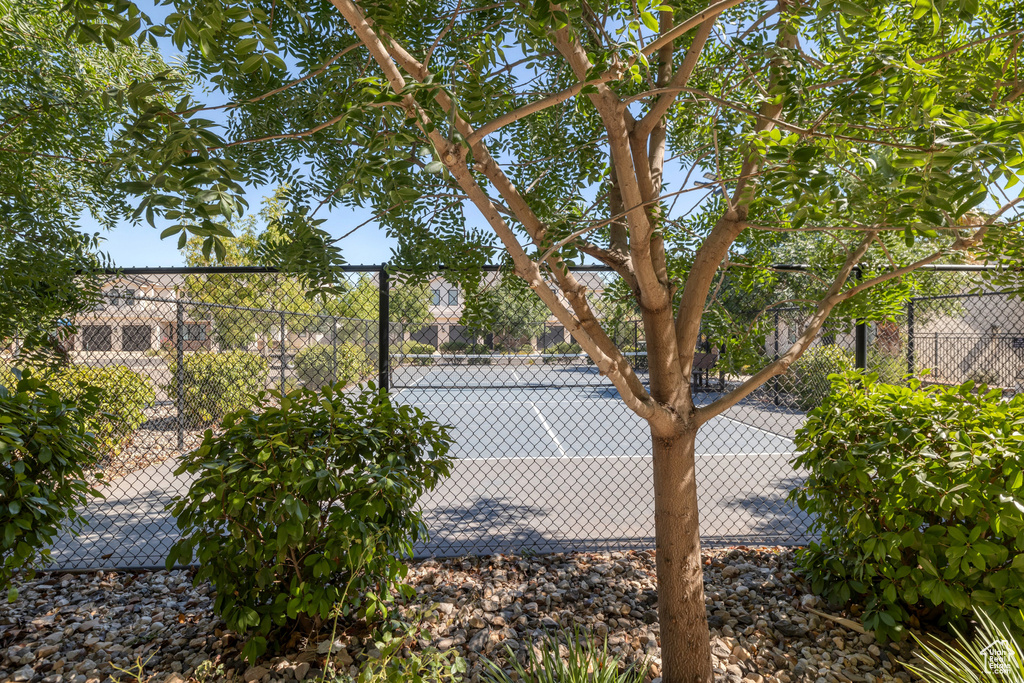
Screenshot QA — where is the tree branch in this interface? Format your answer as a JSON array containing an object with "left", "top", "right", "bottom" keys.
[
  {"left": 640, "top": 0, "right": 753, "bottom": 56},
  {"left": 465, "top": 67, "right": 623, "bottom": 146},
  {"left": 331, "top": 0, "right": 667, "bottom": 427},
  {"left": 694, "top": 230, "right": 875, "bottom": 424}
]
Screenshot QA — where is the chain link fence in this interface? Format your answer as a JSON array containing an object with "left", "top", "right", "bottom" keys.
[{"left": 5, "top": 265, "right": 1018, "bottom": 569}]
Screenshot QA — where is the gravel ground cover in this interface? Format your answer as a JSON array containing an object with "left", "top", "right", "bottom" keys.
[{"left": 0, "top": 547, "right": 925, "bottom": 683}]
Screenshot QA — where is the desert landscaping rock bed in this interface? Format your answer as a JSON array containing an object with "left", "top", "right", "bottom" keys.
[{"left": 0, "top": 548, "right": 926, "bottom": 683}]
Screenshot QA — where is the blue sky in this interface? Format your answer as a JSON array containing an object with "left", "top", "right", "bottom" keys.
[
  {"left": 82, "top": 190, "right": 396, "bottom": 267},
  {"left": 78, "top": 2, "right": 695, "bottom": 269},
  {"left": 76, "top": 0, "right": 404, "bottom": 268}
]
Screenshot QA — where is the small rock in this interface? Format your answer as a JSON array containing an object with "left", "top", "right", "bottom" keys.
[
  {"left": 316, "top": 639, "right": 345, "bottom": 655},
  {"left": 13, "top": 665, "right": 35, "bottom": 682},
  {"left": 776, "top": 620, "right": 809, "bottom": 638},
  {"left": 293, "top": 662, "right": 311, "bottom": 681},
  {"left": 467, "top": 629, "right": 491, "bottom": 653},
  {"left": 244, "top": 666, "right": 269, "bottom": 683}
]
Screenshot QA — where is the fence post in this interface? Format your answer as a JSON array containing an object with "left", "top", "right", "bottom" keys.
[
  {"left": 175, "top": 301, "right": 185, "bottom": 450},
  {"left": 907, "top": 298, "right": 916, "bottom": 376},
  {"left": 332, "top": 316, "right": 338, "bottom": 385},
  {"left": 854, "top": 267, "right": 867, "bottom": 370},
  {"left": 378, "top": 265, "right": 390, "bottom": 391},
  {"left": 772, "top": 309, "right": 780, "bottom": 407},
  {"left": 279, "top": 311, "right": 287, "bottom": 391}
]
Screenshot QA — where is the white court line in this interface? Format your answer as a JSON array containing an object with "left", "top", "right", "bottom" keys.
[
  {"left": 529, "top": 404, "right": 569, "bottom": 458},
  {"left": 713, "top": 412, "right": 795, "bottom": 442},
  {"left": 401, "top": 398, "right": 795, "bottom": 441},
  {"left": 391, "top": 369, "right": 436, "bottom": 396},
  {"left": 508, "top": 367, "right": 570, "bottom": 458},
  {"left": 451, "top": 451, "right": 794, "bottom": 461}
]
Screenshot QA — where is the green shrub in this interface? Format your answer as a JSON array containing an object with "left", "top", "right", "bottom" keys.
[
  {"left": 49, "top": 365, "right": 154, "bottom": 458},
  {"left": 402, "top": 341, "right": 436, "bottom": 354},
  {"left": 293, "top": 343, "right": 372, "bottom": 389},
  {"left": 1, "top": 371, "right": 103, "bottom": 599},
  {"left": 397, "top": 341, "right": 436, "bottom": 366},
  {"left": 542, "top": 342, "right": 581, "bottom": 364},
  {"left": 440, "top": 341, "right": 471, "bottom": 353},
  {"left": 781, "top": 344, "right": 854, "bottom": 410},
  {"left": 167, "top": 383, "right": 453, "bottom": 663},
  {"left": 495, "top": 342, "right": 533, "bottom": 354},
  {"left": 347, "top": 620, "right": 467, "bottom": 683},
  {"left": 1, "top": 362, "right": 153, "bottom": 459},
  {"left": 867, "top": 349, "right": 910, "bottom": 386},
  {"left": 545, "top": 341, "right": 581, "bottom": 354},
  {"left": 461, "top": 343, "right": 492, "bottom": 365},
  {"left": 165, "top": 351, "right": 268, "bottom": 426},
  {"left": 791, "top": 372, "right": 1024, "bottom": 641}
]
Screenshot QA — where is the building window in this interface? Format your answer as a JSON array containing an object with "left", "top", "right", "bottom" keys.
[
  {"left": 447, "top": 289, "right": 458, "bottom": 306},
  {"left": 81, "top": 325, "right": 112, "bottom": 352},
  {"left": 181, "top": 323, "right": 207, "bottom": 341},
  {"left": 106, "top": 288, "right": 138, "bottom": 308},
  {"left": 431, "top": 288, "right": 441, "bottom": 305},
  {"left": 122, "top": 325, "right": 151, "bottom": 352}
]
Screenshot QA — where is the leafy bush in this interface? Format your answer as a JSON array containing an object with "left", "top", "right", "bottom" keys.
[
  {"left": 49, "top": 365, "right": 154, "bottom": 457},
  {"left": 1, "top": 372, "right": 103, "bottom": 599},
  {"left": 396, "top": 341, "right": 435, "bottom": 366},
  {"left": 293, "top": 343, "right": 372, "bottom": 389},
  {"left": 791, "top": 373, "right": 1024, "bottom": 641},
  {"left": 542, "top": 342, "right": 581, "bottom": 365},
  {"left": 439, "top": 340, "right": 471, "bottom": 353},
  {"left": 342, "top": 620, "right": 467, "bottom": 683},
  {"left": 781, "top": 344, "right": 854, "bottom": 410},
  {"left": 167, "top": 383, "right": 453, "bottom": 662},
  {"left": 1, "top": 362, "right": 153, "bottom": 458},
  {"left": 494, "top": 342, "right": 533, "bottom": 354},
  {"left": 545, "top": 341, "right": 581, "bottom": 354},
  {"left": 165, "top": 351, "right": 268, "bottom": 426},
  {"left": 866, "top": 349, "right": 910, "bottom": 387},
  {"left": 402, "top": 341, "right": 435, "bottom": 354}
]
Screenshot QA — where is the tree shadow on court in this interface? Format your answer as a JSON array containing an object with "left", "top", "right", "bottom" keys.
[
  {"left": 417, "top": 497, "right": 560, "bottom": 557},
  {"left": 416, "top": 496, "right": 658, "bottom": 557},
  {"left": 725, "top": 475, "right": 814, "bottom": 545},
  {"left": 49, "top": 482, "right": 185, "bottom": 570}
]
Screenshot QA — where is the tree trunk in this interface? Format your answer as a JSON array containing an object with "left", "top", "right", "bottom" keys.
[{"left": 653, "top": 424, "right": 712, "bottom": 683}]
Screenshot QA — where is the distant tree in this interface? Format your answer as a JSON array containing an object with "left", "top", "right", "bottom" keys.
[
  {"left": 463, "top": 273, "right": 550, "bottom": 349},
  {"left": 0, "top": 0, "right": 168, "bottom": 363},
  {"left": 182, "top": 188, "right": 345, "bottom": 347}
]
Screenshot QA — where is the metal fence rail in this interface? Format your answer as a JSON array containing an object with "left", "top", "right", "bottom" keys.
[{"left": 2, "top": 265, "right": 1017, "bottom": 569}]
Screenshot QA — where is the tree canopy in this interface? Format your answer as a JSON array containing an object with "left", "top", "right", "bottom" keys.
[
  {"left": 62, "top": 0, "right": 1024, "bottom": 679},
  {"left": 183, "top": 187, "right": 431, "bottom": 345},
  {"left": 0, "top": 0, "right": 171, "bottom": 360}
]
